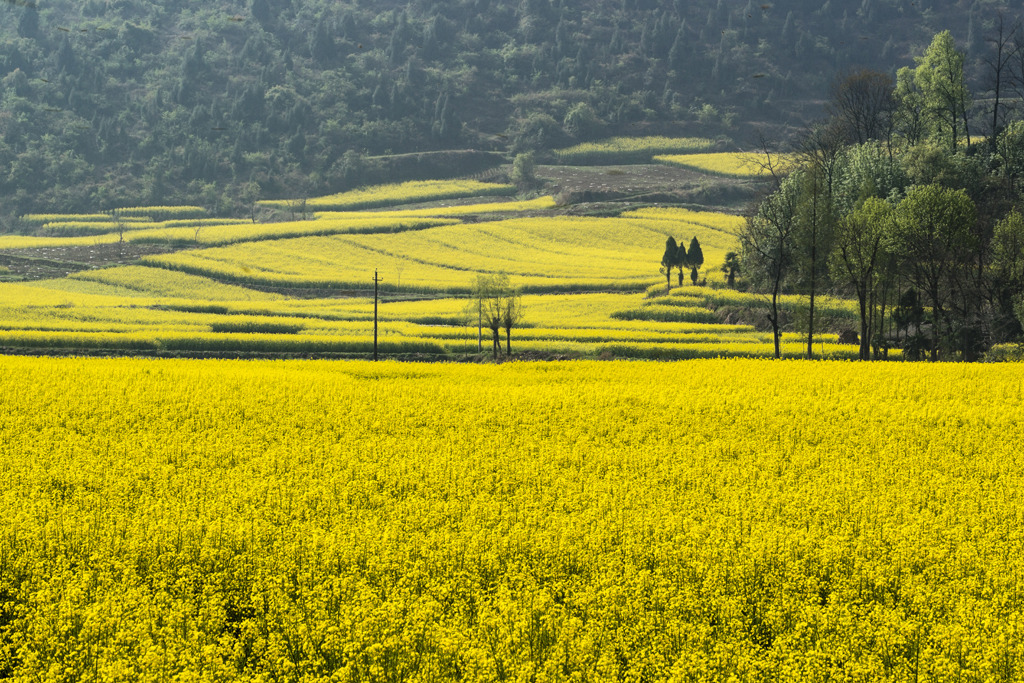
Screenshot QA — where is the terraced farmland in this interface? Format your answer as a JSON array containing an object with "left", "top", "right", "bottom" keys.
[{"left": 0, "top": 165, "right": 855, "bottom": 360}]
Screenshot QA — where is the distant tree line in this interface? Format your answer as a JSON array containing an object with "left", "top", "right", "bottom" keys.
[{"left": 740, "top": 26, "right": 1024, "bottom": 361}]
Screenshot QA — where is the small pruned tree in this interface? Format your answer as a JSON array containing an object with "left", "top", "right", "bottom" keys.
[
  {"left": 501, "top": 287, "right": 524, "bottom": 356},
  {"left": 661, "top": 237, "right": 678, "bottom": 292},
  {"left": 687, "top": 236, "right": 704, "bottom": 285},
  {"left": 673, "top": 239, "right": 687, "bottom": 286},
  {"left": 242, "top": 180, "right": 261, "bottom": 224},
  {"left": 511, "top": 152, "right": 537, "bottom": 188},
  {"left": 474, "top": 273, "right": 522, "bottom": 359},
  {"left": 474, "top": 273, "right": 507, "bottom": 359},
  {"left": 721, "top": 251, "right": 740, "bottom": 287},
  {"left": 109, "top": 210, "right": 126, "bottom": 256}
]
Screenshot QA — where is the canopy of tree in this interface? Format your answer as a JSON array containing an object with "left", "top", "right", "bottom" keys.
[{"left": 741, "top": 27, "right": 1024, "bottom": 361}]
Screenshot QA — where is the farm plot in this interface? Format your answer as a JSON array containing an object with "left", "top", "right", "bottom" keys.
[
  {"left": 259, "top": 179, "right": 516, "bottom": 212},
  {"left": 141, "top": 215, "right": 732, "bottom": 294},
  {"left": 554, "top": 136, "right": 715, "bottom": 164},
  {"left": 655, "top": 152, "right": 796, "bottom": 177}
]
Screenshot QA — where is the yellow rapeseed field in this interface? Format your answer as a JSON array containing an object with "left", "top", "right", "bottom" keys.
[
  {"left": 110, "top": 205, "right": 208, "bottom": 219},
  {"left": 0, "top": 356, "right": 1021, "bottom": 680},
  {"left": 0, "top": 216, "right": 457, "bottom": 250},
  {"left": 141, "top": 215, "right": 730, "bottom": 293},
  {"left": 553, "top": 136, "right": 715, "bottom": 164},
  {"left": 313, "top": 196, "right": 558, "bottom": 220},
  {"left": 259, "top": 180, "right": 516, "bottom": 212},
  {"left": 654, "top": 152, "right": 796, "bottom": 178}
]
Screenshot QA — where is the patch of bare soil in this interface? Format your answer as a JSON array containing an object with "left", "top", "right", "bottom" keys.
[
  {"left": 538, "top": 164, "right": 765, "bottom": 212},
  {"left": 0, "top": 242, "right": 181, "bottom": 281}
]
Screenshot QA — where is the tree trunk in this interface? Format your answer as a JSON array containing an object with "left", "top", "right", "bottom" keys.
[
  {"left": 807, "top": 286, "right": 816, "bottom": 359},
  {"left": 770, "top": 288, "right": 781, "bottom": 359},
  {"left": 876, "top": 277, "right": 890, "bottom": 359},
  {"left": 505, "top": 329, "right": 511, "bottom": 356},
  {"left": 806, "top": 184, "right": 819, "bottom": 360},
  {"left": 858, "top": 291, "right": 870, "bottom": 360}
]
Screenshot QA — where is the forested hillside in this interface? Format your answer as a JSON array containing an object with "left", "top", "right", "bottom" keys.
[{"left": 0, "top": 0, "right": 1013, "bottom": 216}]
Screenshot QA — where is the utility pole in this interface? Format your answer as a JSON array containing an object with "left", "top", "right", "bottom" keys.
[{"left": 373, "top": 269, "right": 382, "bottom": 361}]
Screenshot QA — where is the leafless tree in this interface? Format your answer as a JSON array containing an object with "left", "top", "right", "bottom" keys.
[
  {"left": 474, "top": 273, "right": 521, "bottom": 360},
  {"left": 741, "top": 179, "right": 799, "bottom": 359},
  {"left": 827, "top": 69, "right": 896, "bottom": 146},
  {"left": 500, "top": 288, "right": 523, "bottom": 356},
  {"left": 984, "top": 14, "right": 1021, "bottom": 149}
]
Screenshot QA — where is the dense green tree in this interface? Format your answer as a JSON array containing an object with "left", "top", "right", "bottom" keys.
[
  {"left": 721, "top": 251, "right": 740, "bottom": 288},
  {"left": 511, "top": 152, "right": 536, "bottom": 187},
  {"left": 994, "top": 120, "right": 1024, "bottom": 195},
  {"left": 914, "top": 31, "right": 971, "bottom": 152},
  {"left": 830, "top": 197, "right": 894, "bottom": 360},
  {"left": 836, "top": 141, "right": 909, "bottom": 211},
  {"left": 893, "top": 66, "right": 928, "bottom": 146},
  {"left": 563, "top": 103, "right": 603, "bottom": 140},
  {"left": 891, "top": 184, "right": 976, "bottom": 360},
  {"left": 989, "top": 209, "right": 1024, "bottom": 340}
]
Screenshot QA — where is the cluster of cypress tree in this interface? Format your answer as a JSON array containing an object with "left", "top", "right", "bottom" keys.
[{"left": 659, "top": 236, "right": 704, "bottom": 291}]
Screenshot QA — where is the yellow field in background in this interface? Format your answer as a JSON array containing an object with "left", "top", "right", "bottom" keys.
[
  {"left": 0, "top": 270, "right": 860, "bottom": 358},
  {"left": 620, "top": 206, "right": 747, "bottom": 236},
  {"left": 141, "top": 215, "right": 731, "bottom": 293},
  {"left": 553, "top": 136, "right": 715, "bottom": 164},
  {"left": 314, "top": 196, "right": 558, "bottom": 220},
  {"left": 1, "top": 188, "right": 843, "bottom": 359},
  {"left": 655, "top": 152, "right": 796, "bottom": 178},
  {"left": 259, "top": 179, "right": 516, "bottom": 211},
  {"left": 0, "top": 216, "right": 458, "bottom": 250},
  {"left": 0, "top": 356, "right": 1020, "bottom": 680}
]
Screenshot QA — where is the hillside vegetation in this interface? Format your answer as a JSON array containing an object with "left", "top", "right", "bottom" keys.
[{"left": 0, "top": 0, "right": 1016, "bottom": 216}]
